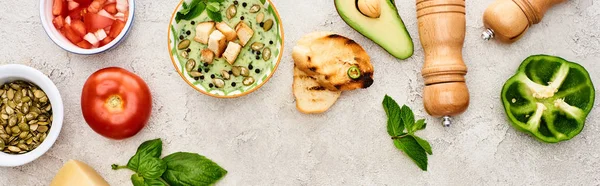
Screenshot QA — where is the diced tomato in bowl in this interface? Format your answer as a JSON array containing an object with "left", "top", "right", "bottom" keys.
[{"left": 40, "top": 0, "right": 135, "bottom": 54}]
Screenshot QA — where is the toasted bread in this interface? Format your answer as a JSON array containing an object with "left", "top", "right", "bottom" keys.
[
  {"left": 293, "top": 67, "right": 341, "bottom": 114},
  {"left": 292, "top": 32, "right": 374, "bottom": 91}
]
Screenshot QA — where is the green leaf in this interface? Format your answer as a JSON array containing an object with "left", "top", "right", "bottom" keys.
[
  {"left": 176, "top": 2, "right": 206, "bottom": 23},
  {"left": 393, "top": 136, "right": 428, "bottom": 171},
  {"left": 401, "top": 105, "right": 415, "bottom": 133},
  {"left": 144, "top": 179, "right": 167, "bottom": 186},
  {"left": 383, "top": 95, "right": 404, "bottom": 136},
  {"left": 162, "top": 152, "right": 227, "bottom": 186},
  {"left": 132, "top": 174, "right": 145, "bottom": 186},
  {"left": 131, "top": 174, "right": 166, "bottom": 186},
  {"left": 206, "top": 2, "right": 220, "bottom": 12},
  {"left": 206, "top": 9, "right": 222, "bottom": 22},
  {"left": 138, "top": 158, "right": 167, "bottom": 179},
  {"left": 208, "top": 0, "right": 225, "bottom": 2},
  {"left": 412, "top": 119, "right": 427, "bottom": 132},
  {"left": 412, "top": 134, "right": 432, "bottom": 155},
  {"left": 128, "top": 139, "right": 163, "bottom": 172}
]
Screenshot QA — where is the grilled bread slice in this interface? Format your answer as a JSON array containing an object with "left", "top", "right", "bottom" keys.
[
  {"left": 292, "top": 32, "right": 374, "bottom": 91},
  {"left": 293, "top": 67, "right": 341, "bottom": 114}
]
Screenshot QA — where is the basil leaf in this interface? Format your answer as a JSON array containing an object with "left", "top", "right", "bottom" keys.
[
  {"left": 128, "top": 139, "right": 163, "bottom": 172},
  {"left": 176, "top": 2, "right": 206, "bottom": 23},
  {"left": 383, "top": 95, "right": 404, "bottom": 136},
  {"left": 393, "top": 135, "right": 428, "bottom": 171},
  {"left": 206, "top": 2, "right": 220, "bottom": 12},
  {"left": 131, "top": 174, "right": 166, "bottom": 186},
  {"left": 400, "top": 105, "right": 415, "bottom": 133},
  {"left": 206, "top": 9, "right": 223, "bottom": 22},
  {"left": 138, "top": 158, "right": 167, "bottom": 179},
  {"left": 145, "top": 179, "right": 167, "bottom": 186},
  {"left": 411, "top": 134, "right": 432, "bottom": 155},
  {"left": 208, "top": 0, "right": 224, "bottom": 2},
  {"left": 132, "top": 174, "right": 145, "bottom": 186},
  {"left": 162, "top": 152, "right": 227, "bottom": 186},
  {"left": 412, "top": 119, "right": 426, "bottom": 132}
]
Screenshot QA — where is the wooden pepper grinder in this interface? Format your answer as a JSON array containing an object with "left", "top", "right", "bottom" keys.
[
  {"left": 416, "top": 0, "right": 469, "bottom": 127},
  {"left": 482, "top": 0, "right": 566, "bottom": 43}
]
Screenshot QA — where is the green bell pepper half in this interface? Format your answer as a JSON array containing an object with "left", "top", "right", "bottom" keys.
[{"left": 501, "top": 55, "right": 595, "bottom": 143}]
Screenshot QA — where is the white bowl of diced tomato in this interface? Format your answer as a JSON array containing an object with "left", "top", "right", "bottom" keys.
[{"left": 40, "top": 0, "right": 134, "bottom": 55}]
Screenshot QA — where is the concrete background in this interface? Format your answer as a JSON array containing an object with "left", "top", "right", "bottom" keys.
[{"left": 1, "top": 0, "right": 600, "bottom": 185}]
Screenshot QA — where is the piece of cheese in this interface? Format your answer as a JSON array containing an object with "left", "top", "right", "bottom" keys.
[{"left": 50, "top": 160, "right": 110, "bottom": 186}]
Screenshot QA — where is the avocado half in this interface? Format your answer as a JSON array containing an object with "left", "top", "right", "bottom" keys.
[{"left": 335, "top": 0, "right": 414, "bottom": 60}]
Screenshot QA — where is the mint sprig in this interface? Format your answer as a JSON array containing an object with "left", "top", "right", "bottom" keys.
[
  {"left": 383, "top": 95, "right": 432, "bottom": 171},
  {"left": 175, "top": 0, "right": 224, "bottom": 23}
]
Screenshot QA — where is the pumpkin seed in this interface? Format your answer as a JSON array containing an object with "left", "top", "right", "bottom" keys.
[
  {"left": 178, "top": 39, "right": 191, "bottom": 50},
  {"left": 256, "top": 12, "right": 265, "bottom": 23},
  {"left": 7, "top": 146, "right": 20, "bottom": 152},
  {"left": 6, "top": 89, "right": 14, "bottom": 100},
  {"left": 19, "top": 131, "right": 28, "bottom": 139},
  {"left": 189, "top": 71, "right": 203, "bottom": 78},
  {"left": 221, "top": 70, "right": 231, "bottom": 80},
  {"left": 243, "top": 77, "right": 256, "bottom": 86},
  {"left": 0, "top": 81, "right": 52, "bottom": 154},
  {"left": 227, "top": 5, "right": 237, "bottom": 19},
  {"left": 33, "top": 90, "right": 45, "bottom": 99},
  {"left": 186, "top": 59, "right": 196, "bottom": 72},
  {"left": 249, "top": 4, "right": 261, "bottom": 13},
  {"left": 29, "top": 124, "right": 38, "bottom": 132},
  {"left": 181, "top": 51, "right": 189, "bottom": 59},
  {"left": 37, "top": 126, "right": 48, "bottom": 133},
  {"left": 213, "top": 79, "right": 225, "bottom": 88},
  {"left": 240, "top": 66, "right": 250, "bottom": 77},
  {"left": 263, "top": 19, "right": 274, "bottom": 31},
  {"left": 232, "top": 66, "right": 242, "bottom": 77},
  {"left": 251, "top": 42, "right": 264, "bottom": 51},
  {"left": 263, "top": 48, "right": 272, "bottom": 61},
  {"left": 18, "top": 123, "right": 29, "bottom": 132}
]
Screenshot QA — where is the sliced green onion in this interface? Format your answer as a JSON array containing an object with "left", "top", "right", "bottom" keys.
[{"left": 347, "top": 66, "right": 361, "bottom": 80}]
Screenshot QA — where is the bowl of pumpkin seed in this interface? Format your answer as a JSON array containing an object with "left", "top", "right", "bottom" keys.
[{"left": 0, "top": 64, "right": 63, "bottom": 167}]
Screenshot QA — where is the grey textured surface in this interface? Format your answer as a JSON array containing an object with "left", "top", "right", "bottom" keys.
[{"left": 1, "top": 0, "right": 600, "bottom": 185}]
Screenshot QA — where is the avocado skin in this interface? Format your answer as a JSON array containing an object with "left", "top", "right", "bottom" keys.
[{"left": 335, "top": 0, "right": 414, "bottom": 60}]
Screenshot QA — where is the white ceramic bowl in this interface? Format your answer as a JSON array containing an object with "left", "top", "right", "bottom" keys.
[
  {"left": 39, "top": 0, "right": 135, "bottom": 55},
  {"left": 0, "top": 64, "right": 64, "bottom": 167}
]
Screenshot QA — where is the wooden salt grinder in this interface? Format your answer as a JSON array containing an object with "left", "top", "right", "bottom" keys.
[
  {"left": 416, "top": 0, "right": 469, "bottom": 127},
  {"left": 482, "top": 0, "right": 566, "bottom": 43}
]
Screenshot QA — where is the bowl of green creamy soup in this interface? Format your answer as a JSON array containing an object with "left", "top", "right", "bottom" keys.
[{"left": 168, "top": 0, "right": 284, "bottom": 98}]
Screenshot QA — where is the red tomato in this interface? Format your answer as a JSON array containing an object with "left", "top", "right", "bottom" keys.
[
  {"left": 83, "top": 13, "right": 114, "bottom": 31},
  {"left": 76, "top": 40, "right": 93, "bottom": 49},
  {"left": 109, "top": 20, "right": 125, "bottom": 38},
  {"left": 52, "top": 15, "right": 65, "bottom": 29},
  {"left": 70, "top": 20, "right": 87, "bottom": 36},
  {"left": 87, "top": 0, "right": 107, "bottom": 13},
  {"left": 73, "top": 0, "right": 92, "bottom": 7},
  {"left": 61, "top": 25, "right": 83, "bottom": 43},
  {"left": 99, "top": 36, "right": 114, "bottom": 46},
  {"left": 69, "top": 7, "right": 85, "bottom": 20},
  {"left": 52, "top": 0, "right": 65, "bottom": 16},
  {"left": 103, "top": 3, "right": 117, "bottom": 14},
  {"left": 81, "top": 67, "right": 152, "bottom": 140}
]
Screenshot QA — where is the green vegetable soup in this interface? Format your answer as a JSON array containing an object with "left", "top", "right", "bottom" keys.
[{"left": 171, "top": 0, "right": 281, "bottom": 95}]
